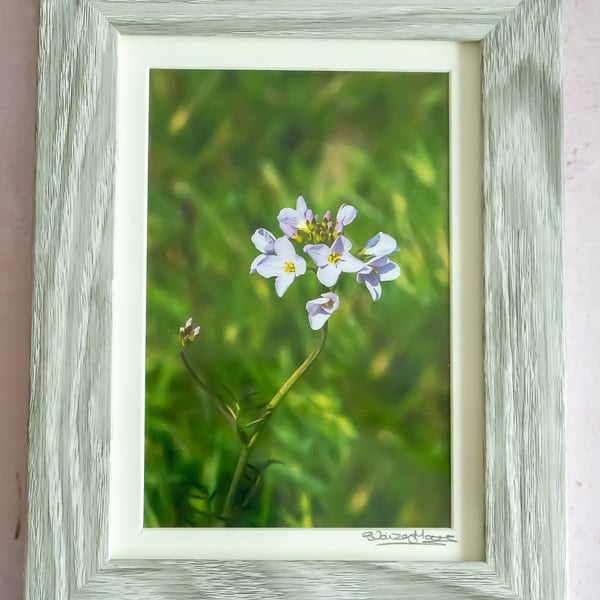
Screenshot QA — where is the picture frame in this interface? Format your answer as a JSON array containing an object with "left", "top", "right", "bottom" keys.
[
  {"left": 27, "top": 0, "right": 565, "bottom": 598},
  {"left": 111, "top": 37, "right": 483, "bottom": 559}
]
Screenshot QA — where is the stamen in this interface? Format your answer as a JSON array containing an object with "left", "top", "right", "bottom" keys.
[
  {"left": 284, "top": 261, "right": 296, "bottom": 273},
  {"left": 327, "top": 252, "right": 342, "bottom": 265}
]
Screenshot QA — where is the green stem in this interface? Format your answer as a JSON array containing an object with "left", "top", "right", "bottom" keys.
[
  {"left": 221, "top": 444, "right": 250, "bottom": 522},
  {"left": 249, "top": 324, "right": 328, "bottom": 449},
  {"left": 180, "top": 350, "right": 234, "bottom": 423},
  {"left": 220, "top": 325, "right": 329, "bottom": 522}
]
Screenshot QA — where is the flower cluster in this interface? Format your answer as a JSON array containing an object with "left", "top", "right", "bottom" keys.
[{"left": 251, "top": 196, "right": 401, "bottom": 330}]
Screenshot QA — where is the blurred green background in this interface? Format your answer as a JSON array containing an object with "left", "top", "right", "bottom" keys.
[{"left": 144, "top": 69, "right": 450, "bottom": 528}]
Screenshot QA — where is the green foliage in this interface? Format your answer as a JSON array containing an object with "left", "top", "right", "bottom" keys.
[{"left": 144, "top": 69, "right": 450, "bottom": 528}]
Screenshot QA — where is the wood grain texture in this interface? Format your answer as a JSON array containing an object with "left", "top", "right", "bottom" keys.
[
  {"left": 76, "top": 561, "right": 518, "bottom": 599},
  {"left": 91, "top": 0, "right": 520, "bottom": 40},
  {"left": 27, "top": 0, "right": 117, "bottom": 598},
  {"left": 482, "top": 0, "right": 565, "bottom": 598},
  {"left": 28, "top": 0, "right": 565, "bottom": 598}
]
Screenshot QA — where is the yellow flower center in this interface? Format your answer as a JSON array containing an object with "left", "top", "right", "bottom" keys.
[
  {"left": 284, "top": 261, "right": 296, "bottom": 273},
  {"left": 328, "top": 252, "right": 342, "bottom": 265},
  {"left": 299, "top": 220, "right": 311, "bottom": 233}
]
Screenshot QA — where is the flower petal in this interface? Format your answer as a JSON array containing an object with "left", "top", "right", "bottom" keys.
[
  {"left": 368, "top": 256, "right": 389, "bottom": 269},
  {"left": 278, "top": 207, "right": 302, "bottom": 229},
  {"left": 365, "top": 278, "right": 382, "bottom": 301},
  {"left": 306, "top": 297, "right": 329, "bottom": 312},
  {"left": 255, "top": 255, "right": 284, "bottom": 278},
  {"left": 357, "top": 271, "right": 382, "bottom": 301},
  {"left": 335, "top": 204, "right": 357, "bottom": 232},
  {"left": 296, "top": 196, "right": 307, "bottom": 214},
  {"left": 304, "top": 243, "right": 330, "bottom": 267},
  {"left": 250, "top": 253, "right": 266, "bottom": 273},
  {"left": 331, "top": 235, "right": 351, "bottom": 255},
  {"left": 340, "top": 253, "right": 367, "bottom": 274},
  {"left": 279, "top": 221, "right": 297, "bottom": 238},
  {"left": 364, "top": 232, "right": 398, "bottom": 258},
  {"left": 275, "top": 272, "right": 295, "bottom": 297},
  {"left": 322, "top": 292, "right": 341, "bottom": 311},
  {"left": 278, "top": 196, "right": 310, "bottom": 234},
  {"left": 378, "top": 260, "right": 401, "bottom": 281},
  {"left": 308, "top": 310, "right": 332, "bottom": 330},
  {"left": 251, "top": 228, "right": 276, "bottom": 253},
  {"left": 305, "top": 292, "right": 340, "bottom": 329},
  {"left": 274, "top": 237, "right": 297, "bottom": 259},
  {"left": 317, "top": 263, "right": 341, "bottom": 287},
  {"left": 293, "top": 255, "right": 307, "bottom": 275}
]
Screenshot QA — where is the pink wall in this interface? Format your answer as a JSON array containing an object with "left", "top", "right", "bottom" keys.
[
  {"left": 563, "top": 0, "right": 600, "bottom": 594},
  {"left": 0, "top": 0, "right": 37, "bottom": 596},
  {"left": 0, "top": 1, "right": 597, "bottom": 598}
]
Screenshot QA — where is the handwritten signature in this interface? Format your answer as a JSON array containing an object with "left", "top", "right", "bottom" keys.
[{"left": 362, "top": 529, "right": 458, "bottom": 547}]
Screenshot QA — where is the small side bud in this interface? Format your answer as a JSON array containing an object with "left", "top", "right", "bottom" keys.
[{"left": 180, "top": 317, "right": 201, "bottom": 346}]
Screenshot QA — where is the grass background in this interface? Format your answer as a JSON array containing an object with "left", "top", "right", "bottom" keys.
[{"left": 144, "top": 69, "right": 451, "bottom": 528}]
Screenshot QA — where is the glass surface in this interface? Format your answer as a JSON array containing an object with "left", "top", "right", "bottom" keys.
[{"left": 144, "top": 69, "right": 450, "bottom": 528}]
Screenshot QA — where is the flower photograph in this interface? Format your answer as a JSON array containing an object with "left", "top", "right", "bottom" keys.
[{"left": 144, "top": 69, "right": 450, "bottom": 528}]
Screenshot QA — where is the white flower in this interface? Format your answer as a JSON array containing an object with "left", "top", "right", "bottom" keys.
[
  {"left": 255, "top": 237, "right": 307, "bottom": 297},
  {"left": 277, "top": 196, "right": 311, "bottom": 238},
  {"left": 357, "top": 232, "right": 401, "bottom": 301},
  {"left": 304, "top": 235, "right": 365, "bottom": 288},
  {"left": 305, "top": 293, "right": 340, "bottom": 330},
  {"left": 250, "top": 228, "right": 277, "bottom": 273}
]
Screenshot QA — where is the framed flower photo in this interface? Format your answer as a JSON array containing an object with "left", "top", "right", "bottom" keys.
[
  {"left": 108, "top": 38, "right": 483, "bottom": 561},
  {"left": 145, "top": 66, "right": 453, "bottom": 531},
  {"left": 28, "top": 0, "right": 565, "bottom": 598}
]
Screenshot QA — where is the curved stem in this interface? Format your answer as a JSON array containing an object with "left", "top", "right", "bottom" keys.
[
  {"left": 180, "top": 350, "right": 210, "bottom": 392},
  {"left": 180, "top": 350, "right": 234, "bottom": 423},
  {"left": 220, "top": 325, "right": 328, "bottom": 522},
  {"left": 249, "top": 325, "right": 328, "bottom": 449}
]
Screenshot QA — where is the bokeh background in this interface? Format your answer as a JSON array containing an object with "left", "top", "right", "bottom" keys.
[{"left": 144, "top": 69, "right": 450, "bottom": 528}]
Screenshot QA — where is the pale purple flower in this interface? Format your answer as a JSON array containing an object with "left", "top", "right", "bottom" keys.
[
  {"left": 250, "top": 228, "right": 277, "bottom": 273},
  {"left": 306, "top": 293, "right": 340, "bottom": 330},
  {"left": 357, "top": 232, "right": 401, "bottom": 301},
  {"left": 357, "top": 257, "right": 401, "bottom": 301},
  {"left": 255, "top": 237, "right": 307, "bottom": 297},
  {"left": 361, "top": 232, "right": 398, "bottom": 258},
  {"left": 304, "top": 235, "right": 365, "bottom": 287},
  {"left": 334, "top": 203, "right": 358, "bottom": 233},
  {"left": 278, "top": 196, "right": 311, "bottom": 238}
]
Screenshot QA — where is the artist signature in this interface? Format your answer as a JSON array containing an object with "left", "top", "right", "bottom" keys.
[{"left": 362, "top": 529, "right": 458, "bottom": 547}]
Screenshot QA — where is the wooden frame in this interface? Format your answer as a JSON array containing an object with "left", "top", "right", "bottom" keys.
[{"left": 27, "top": 0, "right": 565, "bottom": 598}]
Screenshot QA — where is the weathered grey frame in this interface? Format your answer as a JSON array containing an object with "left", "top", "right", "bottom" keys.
[{"left": 27, "top": 0, "right": 565, "bottom": 598}]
